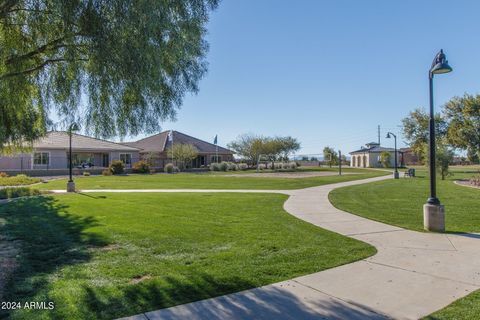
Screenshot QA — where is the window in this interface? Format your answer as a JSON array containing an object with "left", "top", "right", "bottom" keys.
[
  {"left": 33, "top": 152, "right": 49, "bottom": 165},
  {"left": 211, "top": 155, "right": 221, "bottom": 163},
  {"left": 120, "top": 153, "right": 132, "bottom": 166},
  {"left": 68, "top": 153, "right": 94, "bottom": 166}
]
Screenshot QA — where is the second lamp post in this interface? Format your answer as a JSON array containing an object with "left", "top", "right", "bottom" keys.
[{"left": 386, "top": 132, "right": 399, "bottom": 179}]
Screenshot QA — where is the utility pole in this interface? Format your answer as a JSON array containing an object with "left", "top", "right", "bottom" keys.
[{"left": 378, "top": 125, "right": 381, "bottom": 145}]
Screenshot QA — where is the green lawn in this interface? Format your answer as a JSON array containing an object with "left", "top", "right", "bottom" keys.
[
  {"left": 329, "top": 168, "right": 480, "bottom": 233},
  {"left": 424, "top": 290, "right": 480, "bottom": 320},
  {"left": 0, "top": 193, "right": 375, "bottom": 320},
  {"left": 34, "top": 168, "right": 388, "bottom": 191}
]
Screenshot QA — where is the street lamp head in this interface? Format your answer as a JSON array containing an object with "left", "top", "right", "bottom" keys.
[
  {"left": 69, "top": 122, "right": 80, "bottom": 132},
  {"left": 386, "top": 132, "right": 395, "bottom": 139},
  {"left": 430, "top": 49, "right": 452, "bottom": 75}
]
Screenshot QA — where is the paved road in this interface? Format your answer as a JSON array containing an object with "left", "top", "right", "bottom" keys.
[{"left": 67, "top": 175, "right": 480, "bottom": 320}]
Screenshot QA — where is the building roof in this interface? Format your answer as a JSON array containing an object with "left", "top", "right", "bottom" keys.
[
  {"left": 123, "top": 130, "right": 234, "bottom": 154},
  {"left": 33, "top": 131, "right": 140, "bottom": 152},
  {"left": 350, "top": 145, "right": 397, "bottom": 154}
]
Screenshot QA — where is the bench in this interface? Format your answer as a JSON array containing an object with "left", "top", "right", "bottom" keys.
[{"left": 404, "top": 168, "right": 415, "bottom": 178}]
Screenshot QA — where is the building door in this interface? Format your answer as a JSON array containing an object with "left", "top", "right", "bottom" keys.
[
  {"left": 102, "top": 154, "right": 109, "bottom": 167},
  {"left": 193, "top": 155, "right": 206, "bottom": 168}
]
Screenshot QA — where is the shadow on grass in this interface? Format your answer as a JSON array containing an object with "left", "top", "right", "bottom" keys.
[
  {"left": 0, "top": 196, "right": 108, "bottom": 319},
  {"left": 83, "top": 273, "right": 387, "bottom": 320},
  {"left": 77, "top": 192, "right": 107, "bottom": 199}
]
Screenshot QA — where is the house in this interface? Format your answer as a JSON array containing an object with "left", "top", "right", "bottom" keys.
[
  {"left": 123, "top": 130, "right": 234, "bottom": 169},
  {"left": 400, "top": 147, "right": 421, "bottom": 166},
  {"left": 0, "top": 131, "right": 141, "bottom": 175},
  {"left": 350, "top": 142, "right": 402, "bottom": 168}
]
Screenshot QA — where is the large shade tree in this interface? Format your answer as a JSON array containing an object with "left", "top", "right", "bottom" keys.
[
  {"left": 322, "top": 146, "right": 338, "bottom": 167},
  {"left": 227, "top": 134, "right": 266, "bottom": 165},
  {"left": 444, "top": 94, "right": 480, "bottom": 163},
  {"left": 228, "top": 134, "right": 301, "bottom": 166},
  {"left": 401, "top": 108, "right": 447, "bottom": 164},
  {"left": 0, "top": 0, "right": 219, "bottom": 150}
]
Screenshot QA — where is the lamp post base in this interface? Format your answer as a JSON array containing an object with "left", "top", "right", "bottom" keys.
[
  {"left": 393, "top": 171, "right": 399, "bottom": 179},
  {"left": 67, "top": 181, "right": 76, "bottom": 193},
  {"left": 423, "top": 203, "right": 445, "bottom": 232}
]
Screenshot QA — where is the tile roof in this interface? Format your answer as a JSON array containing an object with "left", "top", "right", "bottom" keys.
[
  {"left": 124, "top": 130, "right": 234, "bottom": 154},
  {"left": 350, "top": 146, "right": 397, "bottom": 154},
  {"left": 34, "top": 131, "right": 140, "bottom": 151}
]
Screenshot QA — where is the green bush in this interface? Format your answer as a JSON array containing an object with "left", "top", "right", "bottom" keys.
[
  {"left": 219, "top": 162, "right": 228, "bottom": 171},
  {"left": 132, "top": 160, "right": 150, "bottom": 173},
  {"left": 83, "top": 171, "right": 91, "bottom": 176},
  {"left": 0, "top": 187, "right": 42, "bottom": 199},
  {"left": 227, "top": 162, "right": 238, "bottom": 171},
  {"left": 258, "top": 164, "right": 266, "bottom": 170},
  {"left": 102, "top": 169, "right": 112, "bottom": 176},
  {"left": 164, "top": 163, "right": 179, "bottom": 173},
  {"left": 164, "top": 163, "right": 174, "bottom": 173},
  {"left": 109, "top": 160, "right": 125, "bottom": 174},
  {"left": 238, "top": 163, "right": 248, "bottom": 170},
  {"left": 0, "top": 174, "right": 41, "bottom": 186},
  {"left": 275, "top": 163, "right": 283, "bottom": 170},
  {"left": 380, "top": 151, "right": 391, "bottom": 168},
  {"left": 209, "top": 163, "right": 221, "bottom": 171},
  {"left": 471, "top": 174, "right": 480, "bottom": 187}
]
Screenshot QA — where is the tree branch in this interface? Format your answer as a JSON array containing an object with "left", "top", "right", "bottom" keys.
[
  {"left": 0, "top": 58, "right": 88, "bottom": 80},
  {"left": 5, "top": 37, "right": 67, "bottom": 65},
  {"left": 4, "top": 33, "right": 89, "bottom": 66}
]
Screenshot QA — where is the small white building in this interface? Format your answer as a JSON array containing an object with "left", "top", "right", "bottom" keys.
[{"left": 350, "top": 142, "right": 401, "bottom": 168}]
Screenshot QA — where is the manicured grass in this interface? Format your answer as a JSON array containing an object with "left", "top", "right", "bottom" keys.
[
  {"left": 408, "top": 165, "right": 480, "bottom": 180},
  {"left": 329, "top": 168, "right": 480, "bottom": 233},
  {"left": 1, "top": 193, "right": 375, "bottom": 320},
  {"left": 0, "top": 174, "right": 41, "bottom": 186},
  {"left": 35, "top": 169, "right": 388, "bottom": 191},
  {"left": 424, "top": 290, "right": 480, "bottom": 320}
]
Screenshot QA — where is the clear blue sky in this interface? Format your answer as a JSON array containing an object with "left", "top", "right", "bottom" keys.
[{"left": 126, "top": 0, "right": 480, "bottom": 156}]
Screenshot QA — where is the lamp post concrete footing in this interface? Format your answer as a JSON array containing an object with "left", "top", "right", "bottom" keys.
[
  {"left": 67, "top": 181, "right": 76, "bottom": 193},
  {"left": 393, "top": 171, "right": 399, "bottom": 179},
  {"left": 423, "top": 203, "right": 445, "bottom": 232}
]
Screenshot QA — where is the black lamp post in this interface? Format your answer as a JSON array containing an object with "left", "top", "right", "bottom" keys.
[
  {"left": 424, "top": 49, "right": 452, "bottom": 232},
  {"left": 67, "top": 122, "right": 79, "bottom": 192},
  {"left": 386, "top": 132, "right": 399, "bottom": 179},
  {"left": 338, "top": 150, "right": 342, "bottom": 175}
]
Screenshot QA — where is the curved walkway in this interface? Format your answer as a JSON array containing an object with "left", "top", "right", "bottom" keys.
[{"left": 65, "top": 175, "right": 480, "bottom": 320}]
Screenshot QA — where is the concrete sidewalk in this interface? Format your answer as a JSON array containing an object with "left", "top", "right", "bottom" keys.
[
  {"left": 51, "top": 189, "right": 293, "bottom": 194},
  {"left": 101, "top": 175, "right": 480, "bottom": 320}
]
